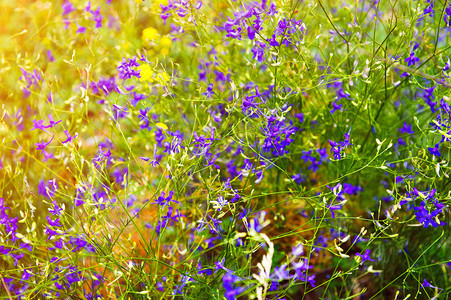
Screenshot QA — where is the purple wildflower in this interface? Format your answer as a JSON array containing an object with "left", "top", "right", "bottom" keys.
[
  {"left": 330, "top": 100, "right": 343, "bottom": 114},
  {"left": 421, "top": 278, "right": 437, "bottom": 289},
  {"left": 223, "top": 270, "right": 245, "bottom": 300},
  {"left": 355, "top": 249, "right": 375, "bottom": 265},
  {"left": 202, "top": 83, "right": 214, "bottom": 98},
  {"left": 152, "top": 191, "right": 179, "bottom": 207},
  {"left": 130, "top": 92, "right": 147, "bottom": 106},
  {"left": 428, "top": 143, "right": 441, "bottom": 157},
  {"left": 61, "top": 130, "right": 78, "bottom": 144},
  {"left": 399, "top": 122, "right": 414, "bottom": 134},
  {"left": 329, "top": 132, "right": 352, "bottom": 160},
  {"left": 62, "top": 0, "right": 76, "bottom": 16},
  {"left": 36, "top": 136, "right": 54, "bottom": 152},
  {"left": 117, "top": 57, "right": 140, "bottom": 80},
  {"left": 405, "top": 51, "right": 419, "bottom": 67},
  {"left": 414, "top": 200, "right": 446, "bottom": 228},
  {"left": 141, "top": 145, "right": 160, "bottom": 167}
]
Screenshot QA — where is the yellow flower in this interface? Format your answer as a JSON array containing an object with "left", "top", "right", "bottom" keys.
[
  {"left": 156, "top": 123, "right": 168, "bottom": 130},
  {"left": 142, "top": 27, "right": 158, "bottom": 41},
  {"left": 151, "top": 0, "right": 168, "bottom": 11},
  {"left": 157, "top": 72, "right": 170, "bottom": 85},
  {"left": 138, "top": 64, "right": 153, "bottom": 82},
  {"left": 121, "top": 41, "right": 131, "bottom": 50},
  {"left": 159, "top": 36, "right": 172, "bottom": 47}
]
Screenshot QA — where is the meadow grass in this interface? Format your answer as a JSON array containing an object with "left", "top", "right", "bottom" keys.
[{"left": 0, "top": 0, "right": 450, "bottom": 299}]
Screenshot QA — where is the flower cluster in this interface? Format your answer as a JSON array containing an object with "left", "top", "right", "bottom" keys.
[
  {"left": 153, "top": 191, "right": 184, "bottom": 234},
  {"left": 329, "top": 132, "right": 352, "bottom": 160},
  {"left": 19, "top": 68, "right": 43, "bottom": 97},
  {"left": 117, "top": 57, "right": 141, "bottom": 80},
  {"left": 159, "top": 0, "right": 202, "bottom": 24},
  {"left": 401, "top": 188, "right": 447, "bottom": 228},
  {"left": 260, "top": 110, "right": 298, "bottom": 157}
]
